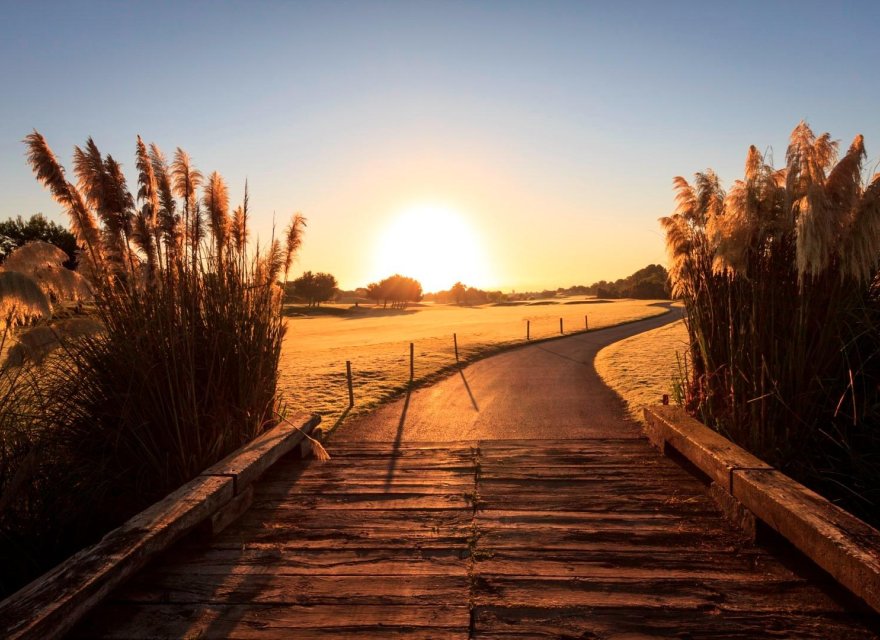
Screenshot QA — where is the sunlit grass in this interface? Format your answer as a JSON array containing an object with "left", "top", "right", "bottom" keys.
[
  {"left": 278, "top": 299, "right": 669, "bottom": 424},
  {"left": 595, "top": 317, "right": 687, "bottom": 423}
]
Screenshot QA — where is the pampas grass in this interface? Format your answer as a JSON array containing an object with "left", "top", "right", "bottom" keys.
[
  {"left": 665, "top": 122, "right": 880, "bottom": 525},
  {"left": 0, "top": 132, "right": 305, "bottom": 598}
]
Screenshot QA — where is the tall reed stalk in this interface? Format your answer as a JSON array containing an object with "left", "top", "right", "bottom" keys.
[
  {"left": 663, "top": 123, "right": 880, "bottom": 523},
  {"left": 0, "top": 133, "right": 304, "bottom": 597}
]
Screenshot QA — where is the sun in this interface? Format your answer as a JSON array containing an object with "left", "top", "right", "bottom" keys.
[{"left": 372, "top": 204, "right": 492, "bottom": 293}]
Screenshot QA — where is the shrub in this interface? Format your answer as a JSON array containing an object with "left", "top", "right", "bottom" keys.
[
  {"left": 0, "top": 132, "right": 305, "bottom": 597},
  {"left": 663, "top": 122, "right": 880, "bottom": 524}
]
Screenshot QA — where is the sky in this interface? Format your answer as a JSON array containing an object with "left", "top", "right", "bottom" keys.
[{"left": 1, "top": 1, "right": 879, "bottom": 292}]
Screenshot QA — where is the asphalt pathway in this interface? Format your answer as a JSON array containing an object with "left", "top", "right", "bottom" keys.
[{"left": 334, "top": 302, "right": 682, "bottom": 443}]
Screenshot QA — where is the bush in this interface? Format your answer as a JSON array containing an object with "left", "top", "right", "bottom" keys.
[
  {"left": 663, "top": 122, "right": 880, "bottom": 525},
  {"left": 0, "top": 132, "right": 305, "bottom": 597}
]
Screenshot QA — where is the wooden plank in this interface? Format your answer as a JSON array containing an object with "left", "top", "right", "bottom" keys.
[
  {"left": 474, "top": 548, "right": 795, "bottom": 580},
  {"left": 128, "top": 546, "right": 470, "bottom": 577},
  {"left": 477, "top": 523, "right": 742, "bottom": 551},
  {"left": 643, "top": 405, "right": 772, "bottom": 491},
  {"left": 471, "top": 575, "right": 849, "bottom": 613},
  {"left": 0, "top": 475, "right": 233, "bottom": 640},
  {"left": 257, "top": 480, "right": 473, "bottom": 494},
  {"left": 206, "top": 485, "right": 254, "bottom": 536},
  {"left": 251, "top": 492, "right": 470, "bottom": 511},
  {"left": 734, "top": 468, "right": 880, "bottom": 613},
  {"left": 74, "top": 603, "right": 471, "bottom": 639},
  {"left": 472, "top": 605, "right": 878, "bottom": 639},
  {"left": 202, "top": 412, "right": 321, "bottom": 494},
  {"left": 114, "top": 574, "right": 469, "bottom": 606}
]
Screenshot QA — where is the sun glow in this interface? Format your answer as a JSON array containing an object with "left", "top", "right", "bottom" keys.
[{"left": 372, "top": 204, "right": 492, "bottom": 293}]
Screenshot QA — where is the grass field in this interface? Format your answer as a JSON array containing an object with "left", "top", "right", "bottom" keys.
[
  {"left": 594, "top": 316, "right": 688, "bottom": 422},
  {"left": 278, "top": 298, "right": 669, "bottom": 426}
]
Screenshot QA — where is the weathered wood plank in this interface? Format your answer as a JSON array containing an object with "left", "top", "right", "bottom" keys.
[
  {"left": 472, "top": 575, "right": 837, "bottom": 610},
  {"left": 734, "top": 468, "right": 880, "bottom": 614},
  {"left": 477, "top": 524, "right": 743, "bottom": 551},
  {"left": 251, "top": 492, "right": 470, "bottom": 511},
  {"left": 472, "top": 606, "right": 878, "bottom": 639},
  {"left": 75, "top": 603, "right": 470, "bottom": 639},
  {"left": 114, "top": 574, "right": 469, "bottom": 605},
  {"left": 202, "top": 413, "right": 321, "bottom": 494},
  {"left": 0, "top": 475, "right": 233, "bottom": 640},
  {"left": 126, "top": 546, "right": 470, "bottom": 577},
  {"left": 643, "top": 405, "right": 772, "bottom": 491},
  {"left": 474, "top": 548, "right": 795, "bottom": 580}
]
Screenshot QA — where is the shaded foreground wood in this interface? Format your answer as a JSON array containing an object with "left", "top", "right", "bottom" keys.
[
  {"left": 646, "top": 405, "right": 880, "bottom": 614},
  {"left": 71, "top": 439, "right": 879, "bottom": 638},
  {"left": 0, "top": 413, "right": 320, "bottom": 640}
]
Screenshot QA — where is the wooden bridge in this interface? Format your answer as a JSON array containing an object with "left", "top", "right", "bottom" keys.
[{"left": 71, "top": 435, "right": 878, "bottom": 638}]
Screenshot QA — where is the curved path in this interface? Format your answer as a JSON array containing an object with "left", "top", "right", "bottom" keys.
[{"left": 334, "top": 302, "right": 683, "bottom": 442}]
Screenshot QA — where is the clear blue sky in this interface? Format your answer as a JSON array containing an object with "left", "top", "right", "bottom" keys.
[{"left": 1, "top": 1, "right": 878, "bottom": 290}]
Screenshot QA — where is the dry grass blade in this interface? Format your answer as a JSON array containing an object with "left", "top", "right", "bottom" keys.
[
  {"left": 276, "top": 413, "right": 330, "bottom": 462},
  {"left": 24, "top": 131, "right": 103, "bottom": 260},
  {"left": 284, "top": 213, "right": 307, "bottom": 277}
]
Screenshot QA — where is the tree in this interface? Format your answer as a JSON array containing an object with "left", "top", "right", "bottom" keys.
[
  {"left": 290, "top": 271, "right": 338, "bottom": 307},
  {"left": 0, "top": 214, "right": 79, "bottom": 268},
  {"left": 451, "top": 282, "right": 466, "bottom": 305},
  {"left": 365, "top": 274, "right": 422, "bottom": 308}
]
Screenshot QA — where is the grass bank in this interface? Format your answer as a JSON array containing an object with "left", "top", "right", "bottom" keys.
[{"left": 595, "top": 317, "right": 688, "bottom": 423}]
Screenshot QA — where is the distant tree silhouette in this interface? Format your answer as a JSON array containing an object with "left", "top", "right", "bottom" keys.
[
  {"left": 451, "top": 281, "right": 466, "bottom": 305},
  {"left": 290, "top": 271, "right": 338, "bottom": 306},
  {"left": 423, "top": 283, "right": 505, "bottom": 305},
  {"left": 0, "top": 214, "right": 79, "bottom": 268},
  {"left": 365, "top": 274, "right": 422, "bottom": 308}
]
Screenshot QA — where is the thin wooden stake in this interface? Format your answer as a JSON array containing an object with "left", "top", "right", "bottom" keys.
[
  {"left": 585, "top": 314, "right": 589, "bottom": 330},
  {"left": 410, "top": 342, "right": 414, "bottom": 381},
  {"left": 559, "top": 318, "right": 564, "bottom": 334},
  {"left": 453, "top": 333, "right": 459, "bottom": 362},
  {"left": 346, "top": 360, "right": 354, "bottom": 407},
  {"left": 527, "top": 320, "right": 530, "bottom": 340}
]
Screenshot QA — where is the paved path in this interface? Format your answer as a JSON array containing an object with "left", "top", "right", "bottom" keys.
[
  {"left": 71, "top": 308, "right": 880, "bottom": 638},
  {"left": 335, "top": 303, "right": 682, "bottom": 442}
]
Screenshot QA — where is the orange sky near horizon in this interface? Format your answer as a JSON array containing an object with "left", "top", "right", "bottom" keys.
[{"left": 3, "top": 4, "right": 877, "bottom": 294}]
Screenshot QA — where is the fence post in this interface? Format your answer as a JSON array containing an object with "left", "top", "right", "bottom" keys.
[
  {"left": 559, "top": 318, "right": 563, "bottom": 334},
  {"left": 410, "top": 342, "right": 414, "bottom": 381},
  {"left": 585, "top": 314, "right": 589, "bottom": 330},
  {"left": 346, "top": 360, "right": 354, "bottom": 407},
  {"left": 453, "top": 333, "right": 459, "bottom": 362},
  {"left": 526, "top": 320, "right": 530, "bottom": 340}
]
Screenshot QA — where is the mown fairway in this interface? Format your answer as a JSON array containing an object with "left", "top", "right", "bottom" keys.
[{"left": 278, "top": 299, "right": 669, "bottom": 424}]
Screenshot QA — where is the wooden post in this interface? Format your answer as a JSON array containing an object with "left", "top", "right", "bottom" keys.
[
  {"left": 585, "top": 314, "right": 589, "bottom": 330},
  {"left": 662, "top": 394, "right": 669, "bottom": 406},
  {"left": 453, "top": 333, "right": 459, "bottom": 362},
  {"left": 559, "top": 318, "right": 564, "bottom": 334},
  {"left": 410, "top": 342, "right": 414, "bottom": 381},
  {"left": 526, "top": 320, "right": 530, "bottom": 340},
  {"left": 346, "top": 360, "right": 354, "bottom": 407}
]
